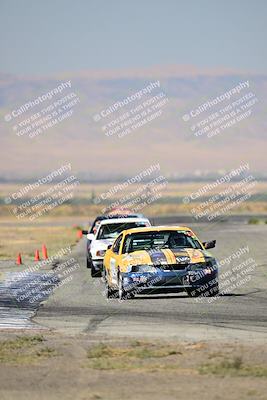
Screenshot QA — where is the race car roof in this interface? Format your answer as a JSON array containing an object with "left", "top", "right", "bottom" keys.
[
  {"left": 121, "top": 225, "right": 192, "bottom": 235},
  {"left": 98, "top": 217, "right": 150, "bottom": 226},
  {"left": 93, "top": 213, "right": 144, "bottom": 222}
]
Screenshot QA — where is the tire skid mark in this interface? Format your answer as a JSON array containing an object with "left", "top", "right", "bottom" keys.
[
  {"left": 0, "top": 271, "right": 59, "bottom": 330},
  {"left": 38, "top": 305, "right": 267, "bottom": 326},
  {"left": 84, "top": 315, "right": 110, "bottom": 333}
]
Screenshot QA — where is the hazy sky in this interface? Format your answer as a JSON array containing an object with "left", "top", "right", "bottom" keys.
[{"left": 0, "top": 0, "right": 266, "bottom": 75}]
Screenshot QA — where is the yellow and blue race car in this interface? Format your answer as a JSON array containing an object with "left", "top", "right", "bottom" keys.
[{"left": 103, "top": 226, "right": 219, "bottom": 300}]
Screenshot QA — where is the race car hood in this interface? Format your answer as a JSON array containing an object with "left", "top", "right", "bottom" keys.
[
  {"left": 121, "top": 248, "right": 213, "bottom": 267},
  {"left": 92, "top": 238, "right": 114, "bottom": 250}
]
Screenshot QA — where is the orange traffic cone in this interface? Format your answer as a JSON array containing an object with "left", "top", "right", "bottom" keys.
[
  {"left": 34, "top": 249, "right": 40, "bottom": 261},
  {"left": 42, "top": 244, "right": 48, "bottom": 260},
  {"left": 77, "top": 230, "right": 83, "bottom": 239},
  {"left": 16, "top": 253, "right": 22, "bottom": 265}
]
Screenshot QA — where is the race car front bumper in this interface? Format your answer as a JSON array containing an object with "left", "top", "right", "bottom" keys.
[{"left": 121, "top": 268, "right": 218, "bottom": 295}]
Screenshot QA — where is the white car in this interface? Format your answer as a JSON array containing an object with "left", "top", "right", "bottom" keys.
[{"left": 86, "top": 217, "right": 151, "bottom": 277}]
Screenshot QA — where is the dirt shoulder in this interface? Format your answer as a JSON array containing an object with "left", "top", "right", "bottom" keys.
[{"left": 0, "top": 331, "right": 267, "bottom": 400}]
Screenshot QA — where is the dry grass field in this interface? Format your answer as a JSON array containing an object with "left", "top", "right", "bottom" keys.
[{"left": 0, "top": 224, "right": 80, "bottom": 260}]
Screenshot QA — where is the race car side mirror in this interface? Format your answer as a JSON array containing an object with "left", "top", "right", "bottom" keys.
[
  {"left": 107, "top": 244, "right": 112, "bottom": 249},
  {"left": 82, "top": 230, "right": 88, "bottom": 235},
  {"left": 203, "top": 240, "right": 216, "bottom": 249}
]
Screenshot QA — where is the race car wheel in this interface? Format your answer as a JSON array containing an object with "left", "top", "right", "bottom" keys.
[
  {"left": 103, "top": 270, "right": 118, "bottom": 299},
  {"left": 118, "top": 273, "right": 128, "bottom": 300},
  {"left": 91, "top": 263, "right": 102, "bottom": 278},
  {"left": 105, "top": 281, "right": 118, "bottom": 299},
  {"left": 86, "top": 256, "right": 92, "bottom": 269},
  {"left": 207, "top": 282, "right": 219, "bottom": 297},
  {"left": 118, "top": 274, "right": 135, "bottom": 300}
]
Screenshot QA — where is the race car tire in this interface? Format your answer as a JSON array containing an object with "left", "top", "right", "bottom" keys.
[
  {"left": 118, "top": 273, "right": 129, "bottom": 300},
  {"left": 118, "top": 274, "right": 135, "bottom": 300},
  {"left": 129, "top": 291, "right": 135, "bottom": 299},
  {"left": 207, "top": 282, "right": 219, "bottom": 297},
  {"left": 105, "top": 281, "right": 118, "bottom": 299},
  {"left": 91, "top": 263, "right": 102, "bottom": 278},
  {"left": 103, "top": 270, "right": 118, "bottom": 298},
  {"left": 86, "top": 257, "right": 92, "bottom": 269}
]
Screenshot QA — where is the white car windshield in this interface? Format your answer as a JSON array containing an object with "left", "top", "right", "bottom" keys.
[{"left": 97, "top": 222, "right": 147, "bottom": 240}]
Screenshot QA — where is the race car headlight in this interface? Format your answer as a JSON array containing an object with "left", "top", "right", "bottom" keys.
[
  {"left": 96, "top": 250, "right": 106, "bottom": 257},
  {"left": 206, "top": 258, "right": 218, "bottom": 267},
  {"left": 131, "top": 265, "right": 156, "bottom": 273},
  {"left": 189, "top": 259, "right": 218, "bottom": 272},
  {"left": 203, "top": 268, "right": 212, "bottom": 274},
  {"left": 189, "top": 263, "right": 206, "bottom": 271}
]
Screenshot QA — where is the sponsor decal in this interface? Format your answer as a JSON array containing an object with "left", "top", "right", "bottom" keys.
[{"left": 148, "top": 249, "right": 168, "bottom": 266}]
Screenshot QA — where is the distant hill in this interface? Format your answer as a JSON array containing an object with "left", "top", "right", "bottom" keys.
[{"left": 0, "top": 66, "right": 266, "bottom": 180}]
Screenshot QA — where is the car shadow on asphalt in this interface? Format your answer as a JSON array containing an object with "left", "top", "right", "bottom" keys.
[
  {"left": 221, "top": 293, "right": 247, "bottom": 297},
  {"left": 134, "top": 292, "right": 250, "bottom": 300},
  {"left": 134, "top": 294, "right": 189, "bottom": 300}
]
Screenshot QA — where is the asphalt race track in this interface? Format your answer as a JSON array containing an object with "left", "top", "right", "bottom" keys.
[{"left": 32, "top": 220, "right": 267, "bottom": 343}]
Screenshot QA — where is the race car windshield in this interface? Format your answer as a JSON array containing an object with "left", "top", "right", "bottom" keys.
[
  {"left": 97, "top": 222, "right": 147, "bottom": 240},
  {"left": 122, "top": 230, "right": 202, "bottom": 253},
  {"left": 89, "top": 214, "right": 140, "bottom": 233}
]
